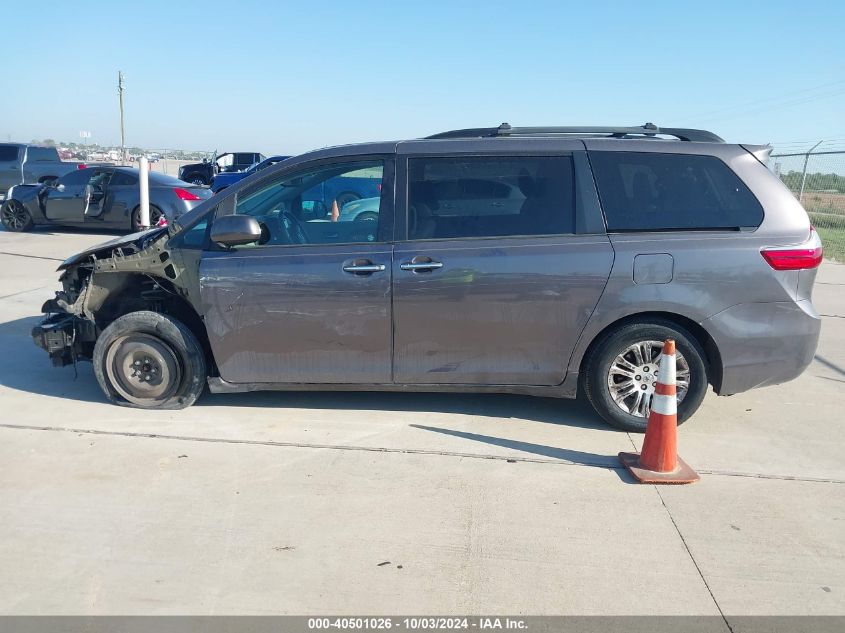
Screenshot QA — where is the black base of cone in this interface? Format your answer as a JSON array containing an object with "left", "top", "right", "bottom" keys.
[{"left": 618, "top": 452, "right": 700, "bottom": 484}]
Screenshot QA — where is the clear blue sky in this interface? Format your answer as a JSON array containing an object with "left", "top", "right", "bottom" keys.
[{"left": 2, "top": 0, "right": 843, "bottom": 154}]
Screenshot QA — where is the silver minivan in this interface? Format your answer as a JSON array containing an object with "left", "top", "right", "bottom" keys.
[{"left": 32, "top": 124, "right": 822, "bottom": 431}]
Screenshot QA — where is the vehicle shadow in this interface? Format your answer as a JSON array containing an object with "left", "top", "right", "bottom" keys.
[
  {"left": 0, "top": 314, "right": 608, "bottom": 431},
  {"left": 201, "top": 388, "right": 607, "bottom": 430},
  {"left": 0, "top": 315, "right": 105, "bottom": 404}
]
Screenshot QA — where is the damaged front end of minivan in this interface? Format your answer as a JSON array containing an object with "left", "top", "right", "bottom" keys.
[{"left": 31, "top": 226, "right": 203, "bottom": 368}]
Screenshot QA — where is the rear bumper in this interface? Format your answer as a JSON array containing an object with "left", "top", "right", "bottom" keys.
[{"left": 702, "top": 300, "right": 821, "bottom": 395}]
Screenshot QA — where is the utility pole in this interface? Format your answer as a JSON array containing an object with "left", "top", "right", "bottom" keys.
[
  {"left": 118, "top": 71, "right": 126, "bottom": 165},
  {"left": 798, "top": 140, "right": 823, "bottom": 203}
]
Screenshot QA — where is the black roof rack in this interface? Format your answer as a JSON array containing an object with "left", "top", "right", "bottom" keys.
[{"left": 426, "top": 122, "right": 724, "bottom": 143}]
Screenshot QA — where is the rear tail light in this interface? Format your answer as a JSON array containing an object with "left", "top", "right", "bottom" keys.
[
  {"left": 77, "top": 163, "right": 87, "bottom": 169},
  {"left": 174, "top": 187, "right": 202, "bottom": 201},
  {"left": 761, "top": 228, "right": 824, "bottom": 271},
  {"left": 156, "top": 216, "right": 168, "bottom": 227}
]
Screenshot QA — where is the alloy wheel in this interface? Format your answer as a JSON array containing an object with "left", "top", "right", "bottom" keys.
[
  {"left": 606, "top": 340, "right": 690, "bottom": 418},
  {"left": 1, "top": 201, "right": 30, "bottom": 231}
]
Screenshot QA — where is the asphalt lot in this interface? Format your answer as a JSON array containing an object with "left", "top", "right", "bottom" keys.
[{"left": 0, "top": 226, "right": 843, "bottom": 617}]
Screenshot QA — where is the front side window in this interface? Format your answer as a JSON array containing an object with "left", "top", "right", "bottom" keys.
[
  {"left": 232, "top": 159, "right": 385, "bottom": 247},
  {"left": 589, "top": 151, "right": 764, "bottom": 231},
  {"left": 407, "top": 156, "right": 575, "bottom": 240}
]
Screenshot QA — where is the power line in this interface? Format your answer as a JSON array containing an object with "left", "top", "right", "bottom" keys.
[{"left": 681, "top": 79, "right": 845, "bottom": 121}]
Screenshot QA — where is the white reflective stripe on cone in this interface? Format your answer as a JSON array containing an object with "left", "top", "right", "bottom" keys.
[
  {"left": 650, "top": 393, "right": 677, "bottom": 416},
  {"left": 657, "top": 351, "right": 676, "bottom": 385}
]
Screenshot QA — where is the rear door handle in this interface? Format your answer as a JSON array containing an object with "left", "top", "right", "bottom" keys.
[
  {"left": 343, "top": 262, "right": 386, "bottom": 274},
  {"left": 400, "top": 260, "right": 443, "bottom": 272}
]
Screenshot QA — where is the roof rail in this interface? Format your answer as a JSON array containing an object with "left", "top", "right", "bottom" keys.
[{"left": 426, "top": 122, "right": 725, "bottom": 143}]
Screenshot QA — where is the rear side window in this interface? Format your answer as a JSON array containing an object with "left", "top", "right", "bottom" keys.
[
  {"left": 407, "top": 156, "right": 575, "bottom": 240},
  {"left": 27, "top": 146, "right": 58, "bottom": 162},
  {"left": 589, "top": 151, "right": 763, "bottom": 231},
  {"left": 0, "top": 145, "right": 20, "bottom": 161},
  {"left": 110, "top": 171, "right": 138, "bottom": 186}
]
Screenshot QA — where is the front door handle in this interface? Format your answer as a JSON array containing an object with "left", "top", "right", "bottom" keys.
[
  {"left": 400, "top": 260, "right": 444, "bottom": 272},
  {"left": 343, "top": 262, "right": 386, "bottom": 275}
]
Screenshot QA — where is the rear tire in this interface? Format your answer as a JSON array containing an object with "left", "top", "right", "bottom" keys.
[
  {"left": 582, "top": 319, "right": 708, "bottom": 432},
  {"left": 1, "top": 200, "right": 34, "bottom": 232},
  {"left": 93, "top": 311, "right": 206, "bottom": 409},
  {"left": 131, "top": 204, "right": 164, "bottom": 232}
]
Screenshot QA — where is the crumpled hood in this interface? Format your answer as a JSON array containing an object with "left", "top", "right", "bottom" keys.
[{"left": 58, "top": 226, "right": 169, "bottom": 270}]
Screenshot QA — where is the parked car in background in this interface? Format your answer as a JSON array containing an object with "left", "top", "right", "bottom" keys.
[
  {"left": 301, "top": 170, "right": 383, "bottom": 215},
  {"left": 0, "top": 143, "right": 88, "bottom": 197},
  {"left": 1, "top": 166, "right": 211, "bottom": 233},
  {"left": 178, "top": 152, "right": 266, "bottom": 185},
  {"left": 210, "top": 155, "right": 292, "bottom": 193},
  {"left": 29, "top": 123, "right": 822, "bottom": 434},
  {"left": 336, "top": 196, "right": 380, "bottom": 222}
]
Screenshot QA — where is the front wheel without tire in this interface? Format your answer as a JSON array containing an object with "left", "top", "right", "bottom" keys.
[
  {"left": 93, "top": 311, "right": 206, "bottom": 409},
  {"left": 582, "top": 320, "right": 709, "bottom": 432}
]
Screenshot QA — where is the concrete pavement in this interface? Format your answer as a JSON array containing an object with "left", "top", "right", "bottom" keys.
[{"left": 0, "top": 227, "right": 843, "bottom": 617}]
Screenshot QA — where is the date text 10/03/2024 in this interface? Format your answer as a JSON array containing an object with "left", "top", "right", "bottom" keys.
[{"left": 307, "top": 617, "right": 528, "bottom": 630}]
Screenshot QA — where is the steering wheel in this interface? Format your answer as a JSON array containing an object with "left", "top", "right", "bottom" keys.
[{"left": 281, "top": 210, "right": 308, "bottom": 245}]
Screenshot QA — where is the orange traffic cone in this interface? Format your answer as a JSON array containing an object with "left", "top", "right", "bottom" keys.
[
  {"left": 330, "top": 199, "right": 340, "bottom": 222},
  {"left": 618, "top": 339, "right": 699, "bottom": 484}
]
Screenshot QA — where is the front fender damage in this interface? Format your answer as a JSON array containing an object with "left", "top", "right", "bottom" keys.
[{"left": 32, "top": 229, "right": 198, "bottom": 367}]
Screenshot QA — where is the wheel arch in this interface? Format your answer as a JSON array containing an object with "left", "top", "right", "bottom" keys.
[
  {"left": 89, "top": 272, "right": 217, "bottom": 376},
  {"left": 576, "top": 311, "right": 723, "bottom": 392}
]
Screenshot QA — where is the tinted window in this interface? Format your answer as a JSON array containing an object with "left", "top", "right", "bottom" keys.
[
  {"left": 590, "top": 151, "right": 763, "bottom": 231},
  {"left": 0, "top": 145, "right": 20, "bottom": 162},
  {"left": 27, "top": 147, "right": 58, "bottom": 162},
  {"left": 233, "top": 159, "right": 385, "bottom": 247},
  {"left": 58, "top": 169, "right": 94, "bottom": 186},
  {"left": 407, "top": 156, "right": 575, "bottom": 240},
  {"left": 110, "top": 171, "right": 138, "bottom": 186}
]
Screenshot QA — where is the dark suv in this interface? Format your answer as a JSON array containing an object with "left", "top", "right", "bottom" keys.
[
  {"left": 31, "top": 124, "right": 822, "bottom": 431},
  {"left": 178, "top": 152, "right": 265, "bottom": 186}
]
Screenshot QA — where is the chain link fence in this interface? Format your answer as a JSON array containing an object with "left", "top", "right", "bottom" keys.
[{"left": 769, "top": 146, "right": 845, "bottom": 262}]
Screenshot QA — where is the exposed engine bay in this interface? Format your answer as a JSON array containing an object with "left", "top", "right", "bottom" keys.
[{"left": 31, "top": 227, "right": 205, "bottom": 367}]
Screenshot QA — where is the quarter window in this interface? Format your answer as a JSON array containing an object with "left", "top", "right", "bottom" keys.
[
  {"left": 233, "top": 159, "right": 386, "bottom": 247},
  {"left": 407, "top": 156, "right": 575, "bottom": 240},
  {"left": 589, "top": 151, "right": 764, "bottom": 231}
]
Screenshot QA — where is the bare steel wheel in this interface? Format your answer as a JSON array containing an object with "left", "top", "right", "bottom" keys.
[
  {"left": 607, "top": 340, "right": 691, "bottom": 418},
  {"left": 93, "top": 311, "right": 206, "bottom": 409},
  {"left": 1, "top": 200, "right": 34, "bottom": 232},
  {"left": 583, "top": 320, "right": 708, "bottom": 432},
  {"left": 105, "top": 333, "right": 182, "bottom": 406}
]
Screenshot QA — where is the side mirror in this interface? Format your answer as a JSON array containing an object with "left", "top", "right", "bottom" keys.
[{"left": 209, "top": 215, "right": 262, "bottom": 247}]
